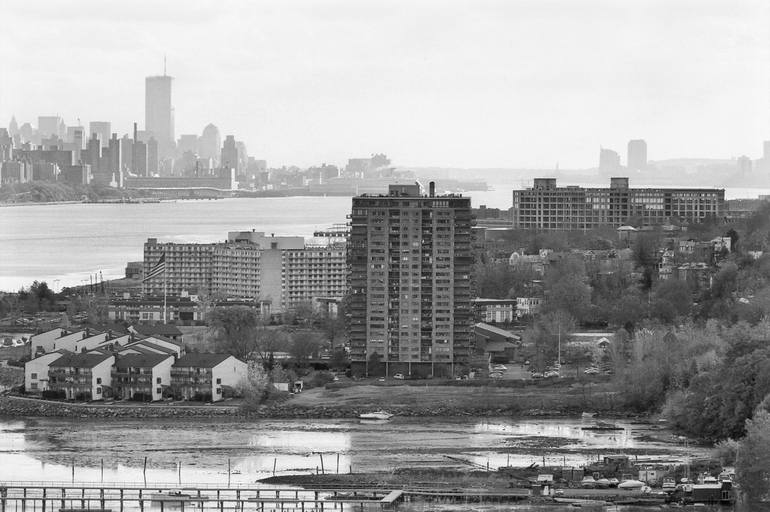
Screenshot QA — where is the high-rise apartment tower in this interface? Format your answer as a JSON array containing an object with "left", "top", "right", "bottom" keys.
[{"left": 348, "top": 183, "right": 473, "bottom": 377}]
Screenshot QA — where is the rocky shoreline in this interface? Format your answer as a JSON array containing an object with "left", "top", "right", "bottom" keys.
[{"left": 0, "top": 395, "right": 620, "bottom": 420}]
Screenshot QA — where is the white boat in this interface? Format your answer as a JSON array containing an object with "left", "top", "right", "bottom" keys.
[
  {"left": 359, "top": 410, "right": 394, "bottom": 420},
  {"left": 618, "top": 479, "right": 646, "bottom": 490}
]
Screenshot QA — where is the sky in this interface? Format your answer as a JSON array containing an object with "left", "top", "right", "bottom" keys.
[{"left": 2, "top": 0, "right": 769, "bottom": 169}]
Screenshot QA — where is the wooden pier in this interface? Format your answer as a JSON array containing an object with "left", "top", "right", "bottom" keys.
[
  {"left": 0, "top": 483, "right": 531, "bottom": 512},
  {"left": 0, "top": 483, "right": 403, "bottom": 512}
]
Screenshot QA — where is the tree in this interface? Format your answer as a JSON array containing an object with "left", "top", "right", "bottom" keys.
[
  {"left": 208, "top": 306, "right": 259, "bottom": 360},
  {"left": 651, "top": 278, "right": 692, "bottom": 323},
  {"left": 254, "top": 327, "right": 291, "bottom": 370},
  {"left": 632, "top": 234, "right": 660, "bottom": 290},
  {"left": 544, "top": 257, "right": 592, "bottom": 322},
  {"left": 329, "top": 348, "right": 350, "bottom": 370},
  {"left": 319, "top": 309, "right": 345, "bottom": 350},
  {"left": 289, "top": 331, "right": 322, "bottom": 365},
  {"left": 736, "top": 409, "right": 770, "bottom": 507}
]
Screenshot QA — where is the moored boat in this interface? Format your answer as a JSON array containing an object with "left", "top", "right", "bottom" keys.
[{"left": 359, "top": 410, "right": 394, "bottom": 420}]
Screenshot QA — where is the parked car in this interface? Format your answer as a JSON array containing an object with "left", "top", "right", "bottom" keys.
[
  {"left": 544, "top": 370, "right": 559, "bottom": 378},
  {"left": 492, "top": 364, "right": 507, "bottom": 371},
  {"left": 584, "top": 367, "right": 600, "bottom": 375},
  {"left": 531, "top": 372, "right": 544, "bottom": 379},
  {"left": 393, "top": 373, "right": 405, "bottom": 380},
  {"left": 489, "top": 372, "right": 504, "bottom": 379}
]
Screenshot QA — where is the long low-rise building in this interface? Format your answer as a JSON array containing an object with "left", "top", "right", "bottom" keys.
[
  {"left": 142, "top": 231, "right": 346, "bottom": 312},
  {"left": 512, "top": 177, "right": 725, "bottom": 230}
]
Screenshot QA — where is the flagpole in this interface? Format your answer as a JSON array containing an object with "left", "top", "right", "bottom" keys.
[{"left": 163, "top": 266, "right": 168, "bottom": 325}]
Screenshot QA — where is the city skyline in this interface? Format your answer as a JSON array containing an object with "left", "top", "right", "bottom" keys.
[{"left": 2, "top": 0, "right": 770, "bottom": 169}]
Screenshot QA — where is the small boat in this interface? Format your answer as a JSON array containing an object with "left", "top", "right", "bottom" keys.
[
  {"left": 618, "top": 479, "right": 646, "bottom": 490},
  {"left": 581, "top": 411, "right": 597, "bottom": 419},
  {"left": 359, "top": 410, "right": 394, "bottom": 420},
  {"left": 581, "top": 421, "right": 623, "bottom": 431},
  {"left": 662, "top": 477, "right": 677, "bottom": 490},
  {"left": 595, "top": 478, "right": 611, "bottom": 488},
  {"left": 580, "top": 476, "right": 597, "bottom": 488}
]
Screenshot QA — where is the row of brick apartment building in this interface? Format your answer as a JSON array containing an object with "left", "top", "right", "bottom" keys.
[
  {"left": 142, "top": 231, "right": 346, "bottom": 314},
  {"left": 25, "top": 327, "right": 246, "bottom": 402},
  {"left": 512, "top": 177, "right": 726, "bottom": 230}
]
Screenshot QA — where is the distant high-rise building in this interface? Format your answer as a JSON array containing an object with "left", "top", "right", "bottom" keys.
[
  {"left": 84, "top": 133, "right": 101, "bottom": 170},
  {"left": 120, "top": 135, "right": 133, "bottom": 174},
  {"left": 108, "top": 134, "right": 122, "bottom": 180},
  {"left": 599, "top": 147, "right": 621, "bottom": 173},
  {"left": 627, "top": 139, "right": 648, "bottom": 171},
  {"left": 235, "top": 141, "right": 248, "bottom": 172},
  {"left": 89, "top": 122, "right": 112, "bottom": 148},
  {"left": 70, "top": 128, "right": 85, "bottom": 163},
  {"left": 147, "top": 137, "right": 159, "bottom": 175},
  {"left": 221, "top": 135, "right": 239, "bottom": 172},
  {"left": 145, "top": 74, "right": 175, "bottom": 159},
  {"left": 66, "top": 126, "right": 84, "bottom": 144},
  {"left": 38, "top": 116, "right": 63, "bottom": 139},
  {"left": 736, "top": 155, "right": 752, "bottom": 175},
  {"left": 8, "top": 116, "right": 19, "bottom": 137},
  {"left": 0, "top": 128, "right": 12, "bottom": 162},
  {"left": 134, "top": 140, "right": 148, "bottom": 176},
  {"left": 177, "top": 134, "right": 198, "bottom": 155},
  {"left": 199, "top": 124, "right": 221, "bottom": 164},
  {"left": 348, "top": 183, "right": 473, "bottom": 376}
]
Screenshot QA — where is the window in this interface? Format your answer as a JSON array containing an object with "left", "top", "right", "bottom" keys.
[
  {"left": 157, "top": 377, "right": 162, "bottom": 384},
  {"left": 96, "top": 387, "right": 102, "bottom": 395},
  {"left": 156, "top": 387, "right": 162, "bottom": 395},
  {"left": 31, "top": 383, "right": 38, "bottom": 390},
  {"left": 31, "top": 373, "right": 38, "bottom": 379},
  {"left": 216, "top": 387, "right": 222, "bottom": 395},
  {"left": 216, "top": 378, "right": 222, "bottom": 384},
  {"left": 96, "top": 377, "right": 102, "bottom": 384}
]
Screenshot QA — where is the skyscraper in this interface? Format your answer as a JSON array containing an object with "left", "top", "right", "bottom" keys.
[
  {"left": 221, "top": 135, "right": 238, "bottom": 172},
  {"left": 627, "top": 139, "right": 648, "bottom": 171},
  {"left": 145, "top": 73, "right": 175, "bottom": 159},
  {"left": 108, "top": 134, "right": 122, "bottom": 182},
  {"left": 38, "top": 116, "right": 63, "bottom": 139},
  {"left": 89, "top": 122, "right": 112, "bottom": 148},
  {"left": 199, "top": 124, "right": 221, "bottom": 165},
  {"left": 177, "top": 134, "right": 199, "bottom": 155},
  {"left": 147, "top": 137, "right": 159, "bottom": 175},
  {"left": 348, "top": 183, "right": 473, "bottom": 377},
  {"left": 599, "top": 147, "right": 621, "bottom": 173},
  {"left": 120, "top": 135, "right": 133, "bottom": 174}
]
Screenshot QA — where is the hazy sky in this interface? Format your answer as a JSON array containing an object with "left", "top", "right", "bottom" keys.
[{"left": 2, "top": 0, "right": 769, "bottom": 169}]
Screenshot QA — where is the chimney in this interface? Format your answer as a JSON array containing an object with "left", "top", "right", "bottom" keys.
[{"left": 429, "top": 181, "right": 435, "bottom": 198}]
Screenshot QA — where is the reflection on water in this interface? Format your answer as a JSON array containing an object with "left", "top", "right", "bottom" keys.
[{"left": 0, "top": 417, "right": 708, "bottom": 485}]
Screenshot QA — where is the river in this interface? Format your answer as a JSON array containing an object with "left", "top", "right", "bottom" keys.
[
  {"left": 0, "top": 417, "right": 708, "bottom": 486},
  {"left": 2, "top": 186, "right": 768, "bottom": 292}
]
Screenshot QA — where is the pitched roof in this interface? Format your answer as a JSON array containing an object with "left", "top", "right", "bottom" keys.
[
  {"left": 114, "top": 353, "right": 173, "bottom": 369},
  {"left": 474, "top": 322, "right": 522, "bottom": 340},
  {"left": 49, "top": 352, "right": 113, "bottom": 369},
  {"left": 131, "top": 324, "right": 183, "bottom": 337},
  {"left": 173, "top": 353, "right": 234, "bottom": 368},
  {"left": 128, "top": 339, "right": 178, "bottom": 354}
]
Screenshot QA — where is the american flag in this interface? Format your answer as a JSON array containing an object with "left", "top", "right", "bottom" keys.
[{"left": 142, "top": 253, "right": 166, "bottom": 282}]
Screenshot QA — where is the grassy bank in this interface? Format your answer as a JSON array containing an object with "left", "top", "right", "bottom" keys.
[{"left": 265, "top": 380, "right": 624, "bottom": 417}]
